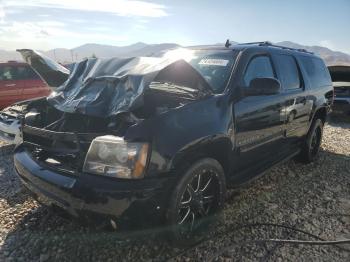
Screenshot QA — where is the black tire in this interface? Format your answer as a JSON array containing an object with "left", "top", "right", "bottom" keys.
[
  {"left": 298, "top": 119, "right": 324, "bottom": 163},
  {"left": 167, "top": 158, "right": 226, "bottom": 245}
]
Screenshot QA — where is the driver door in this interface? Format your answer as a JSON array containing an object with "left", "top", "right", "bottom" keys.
[{"left": 232, "top": 53, "right": 287, "bottom": 181}]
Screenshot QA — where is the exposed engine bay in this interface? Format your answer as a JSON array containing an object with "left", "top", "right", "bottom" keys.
[{"left": 16, "top": 50, "right": 214, "bottom": 173}]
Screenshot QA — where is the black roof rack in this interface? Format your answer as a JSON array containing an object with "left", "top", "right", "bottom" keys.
[{"left": 235, "top": 41, "right": 313, "bottom": 54}]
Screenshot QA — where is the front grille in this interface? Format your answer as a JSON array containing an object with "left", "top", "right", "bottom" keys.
[{"left": 22, "top": 125, "right": 103, "bottom": 174}]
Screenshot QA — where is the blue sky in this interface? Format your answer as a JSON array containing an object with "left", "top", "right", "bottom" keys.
[{"left": 0, "top": 0, "right": 349, "bottom": 53}]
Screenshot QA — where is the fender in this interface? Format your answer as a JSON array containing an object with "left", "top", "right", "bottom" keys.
[
  {"left": 170, "top": 134, "right": 234, "bottom": 179},
  {"left": 124, "top": 94, "right": 234, "bottom": 177}
]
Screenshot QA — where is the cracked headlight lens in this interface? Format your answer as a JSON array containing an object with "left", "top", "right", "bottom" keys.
[{"left": 83, "top": 135, "right": 149, "bottom": 179}]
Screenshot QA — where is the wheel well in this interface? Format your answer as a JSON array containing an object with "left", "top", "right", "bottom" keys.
[
  {"left": 312, "top": 107, "right": 327, "bottom": 124},
  {"left": 172, "top": 139, "right": 232, "bottom": 179}
]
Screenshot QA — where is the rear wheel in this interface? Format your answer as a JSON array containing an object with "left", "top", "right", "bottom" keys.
[
  {"left": 167, "top": 158, "right": 226, "bottom": 245},
  {"left": 298, "top": 119, "right": 324, "bottom": 163}
]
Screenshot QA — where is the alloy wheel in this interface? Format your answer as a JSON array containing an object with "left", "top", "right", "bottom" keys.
[{"left": 177, "top": 169, "right": 219, "bottom": 237}]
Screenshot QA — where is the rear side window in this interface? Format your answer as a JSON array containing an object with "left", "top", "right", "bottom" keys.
[
  {"left": 275, "top": 54, "right": 301, "bottom": 90},
  {"left": 17, "top": 66, "right": 40, "bottom": 80},
  {"left": 244, "top": 56, "right": 274, "bottom": 86},
  {"left": 0, "top": 66, "right": 18, "bottom": 81},
  {"left": 300, "top": 56, "right": 332, "bottom": 88}
]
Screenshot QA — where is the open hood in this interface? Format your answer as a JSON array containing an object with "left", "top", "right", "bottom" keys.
[
  {"left": 328, "top": 65, "right": 350, "bottom": 82},
  {"left": 17, "top": 49, "right": 212, "bottom": 118},
  {"left": 17, "top": 49, "right": 70, "bottom": 88}
]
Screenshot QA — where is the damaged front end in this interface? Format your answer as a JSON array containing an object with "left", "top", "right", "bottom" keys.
[
  {"left": 0, "top": 98, "right": 47, "bottom": 144},
  {"left": 16, "top": 50, "right": 213, "bottom": 174},
  {"left": 14, "top": 48, "right": 232, "bottom": 225}
]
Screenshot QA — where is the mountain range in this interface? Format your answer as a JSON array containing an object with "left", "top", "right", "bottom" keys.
[{"left": 1, "top": 41, "right": 350, "bottom": 66}]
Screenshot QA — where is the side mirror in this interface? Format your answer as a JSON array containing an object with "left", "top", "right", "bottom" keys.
[{"left": 244, "top": 77, "right": 281, "bottom": 96}]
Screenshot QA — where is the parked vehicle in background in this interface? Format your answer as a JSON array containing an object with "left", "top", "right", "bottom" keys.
[
  {"left": 0, "top": 55, "right": 70, "bottom": 144},
  {"left": 0, "top": 61, "right": 50, "bottom": 109},
  {"left": 14, "top": 42, "right": 333, "bottom": 242},
  {"left": 328, "top": 65, "right": 350, "bottom": 115},
  {"left": 0, "top": 61, "right": 48, "bottom": 144}
]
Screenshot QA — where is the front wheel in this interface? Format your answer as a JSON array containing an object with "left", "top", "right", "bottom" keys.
[
  {"left": 167, "top": 158, "right": 226, "bottom": 244},
  {"left": 298, "top": 119, "right": 324, "bottom": 163}
]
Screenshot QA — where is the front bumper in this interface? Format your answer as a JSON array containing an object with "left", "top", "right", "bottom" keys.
[
  {"left": 0, "top": 117, "right": 21, "bottom": 144},
  {"left": 14, "top": 148, "right": 174, "bottom": 227}
]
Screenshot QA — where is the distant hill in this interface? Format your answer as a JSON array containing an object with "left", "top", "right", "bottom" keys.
[
  {"left": 1, "top": 41, "right": 349, "bottom": 66},
  {"left": 276, "top": 41, "right": 350, "bottom": 66}
]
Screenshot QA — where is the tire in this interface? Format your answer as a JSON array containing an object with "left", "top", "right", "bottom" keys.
[
  {"left": 298, "top": 119, "right": 324, "bottom": 163},
  {"left": 167, "top": 158, "right": 226, "bottom": 245}
]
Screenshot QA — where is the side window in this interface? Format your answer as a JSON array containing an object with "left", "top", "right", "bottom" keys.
[
  {"left": 17, "top": 66, "right": 40, "bottom": 80},
  {"left": 275, "top": 54, "right": 301, "bottom": 90},
  {"left": 300, "top": 57, "right": 332, "bottom": 88},
  {"left": 0, "top": 66, "right": 18, "bottom": 81},
  {"left": 244, "top": 56, "right": 274, "bottom": 86}
]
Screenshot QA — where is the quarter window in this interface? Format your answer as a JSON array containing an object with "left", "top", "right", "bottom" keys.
[
  {"left": 300, "top": 56, "right": 332, "bottom": 88},
  {"left": 244, "top": 56, "right": 274, "bottom": 86},
  {"left": 0, "top": 66, "right": 18, "bottom": 81},
  {"left": 275, "top": 55, "right": 301, "bottom": 90}
]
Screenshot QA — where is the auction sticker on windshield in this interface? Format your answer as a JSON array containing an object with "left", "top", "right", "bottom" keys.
[{"left": 198, "top": 59, "right": 229, "bottom": 66}]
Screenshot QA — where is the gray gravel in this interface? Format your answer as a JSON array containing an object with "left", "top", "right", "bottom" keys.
[{"left": 0, "top": 119, "right": 349, "bottom": 261}]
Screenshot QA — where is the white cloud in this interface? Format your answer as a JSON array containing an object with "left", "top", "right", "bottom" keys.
[
  {"left": 0, "top": 5, "right": 5, "bottom": 23},
  {"left": 0, "top": 20, "right": 128, "bottom": 50},
  {"left": 4, "top": 0, "right": 168, "bottom": 17},
  {"left": 0, "top": 0, "right": 166, "bottom": 50}
]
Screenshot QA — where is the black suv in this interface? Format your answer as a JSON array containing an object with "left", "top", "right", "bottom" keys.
[{"left": 14, "top": 43, "right": 333, "bottom": 240}]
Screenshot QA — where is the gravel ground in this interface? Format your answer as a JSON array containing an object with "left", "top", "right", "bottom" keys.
[{"left": 0, "top": 119, "right": 349, "bottom": 261}]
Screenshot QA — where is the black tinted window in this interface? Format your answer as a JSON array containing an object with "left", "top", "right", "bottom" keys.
[
  {"left": 275, "top": 55, "right": 301, "bottom": 89},
  {"left": 244, "top": 56, "right": 274, "bottom": 86},
  {"left": 300, "top": 56, "right": 332, "bottom": 88}
]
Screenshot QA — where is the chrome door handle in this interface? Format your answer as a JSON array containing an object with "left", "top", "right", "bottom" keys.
[{"left": 5, "top": 83, "right": 16, "bottom": 87}]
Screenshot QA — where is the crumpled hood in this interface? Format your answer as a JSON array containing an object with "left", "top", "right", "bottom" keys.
[
  {"left": 17, "top": 49, "right": 212, "bottom": 117},
  {"left": 17, "top": 49, "right": 70, "bottom": 88}
]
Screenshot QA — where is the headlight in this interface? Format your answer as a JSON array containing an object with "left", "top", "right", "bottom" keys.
[{"left": 83, "top": 135, "right": 149, "bottom": 179}]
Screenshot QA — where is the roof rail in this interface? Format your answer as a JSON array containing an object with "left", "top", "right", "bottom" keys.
[
  {"left": 236, "top": 41, "right": 313, "bottom": 54},
  {"left": 237, "top": 41, "right": 272, "bottom": 46}
]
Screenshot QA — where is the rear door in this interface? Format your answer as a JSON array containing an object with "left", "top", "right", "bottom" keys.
[
  {"left": 0, "top": 64, "right": 24, "bottom": 109},
  {"left": 272, "top": 54, "right": 312, "bottom": 144},
  {"left": 18, "top": 65, "right": 50, "bottom": 101}
]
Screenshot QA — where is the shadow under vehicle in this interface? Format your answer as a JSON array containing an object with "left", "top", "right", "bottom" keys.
[{"left": 13, "top": 42, "right": 333, "bottom": 242}]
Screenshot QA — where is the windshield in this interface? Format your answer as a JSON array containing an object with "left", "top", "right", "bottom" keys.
[{"left": 188, "top": 51, "right": 238, "bottom": 93}]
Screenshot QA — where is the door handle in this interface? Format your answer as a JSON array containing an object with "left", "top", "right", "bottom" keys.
[{"left": 5, "top": 83, "right": 16, "bottom": 87}]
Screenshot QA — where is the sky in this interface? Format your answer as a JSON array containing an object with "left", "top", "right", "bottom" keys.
[{"left": 0, "top": 0, "right": 349, "bottom": 54}]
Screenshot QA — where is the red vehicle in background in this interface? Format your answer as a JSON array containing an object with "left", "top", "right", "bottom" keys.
[
  {"left": 0, "top": 51, "right": 70, "bottom": 144},
  {"left": 0, "top": 61, "right": 50, "bottom": 109}
]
